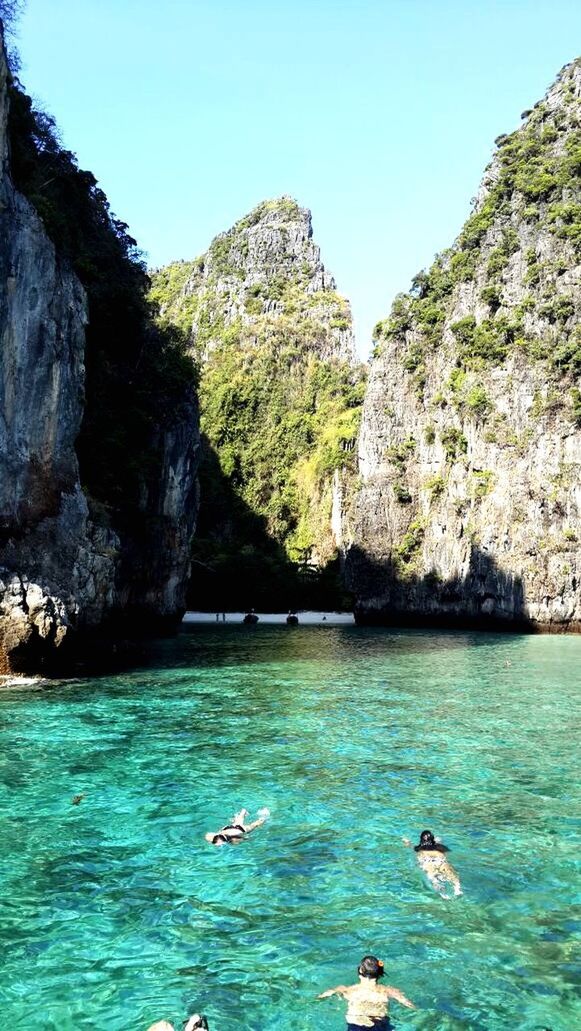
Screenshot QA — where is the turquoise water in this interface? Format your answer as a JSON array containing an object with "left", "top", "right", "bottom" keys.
[{"left": 0, "top": 626, "right": 580, "bottom": 1030}]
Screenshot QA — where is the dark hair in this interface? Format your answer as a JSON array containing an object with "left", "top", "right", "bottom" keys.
[
  {"left": 358, "top": 955, "right": 384, "bottom": 979},
  {"left": 415, "top": 829, "right": 436, "bottom": 851},
  {"left": 184, "top": 1018, "right": 208, "bottom": 1031}
]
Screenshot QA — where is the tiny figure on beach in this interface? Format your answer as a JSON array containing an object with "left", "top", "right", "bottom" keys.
[
  {"left": 146, "top": 1016, "right": 208, "bottom": 1031},
  {"left": 286, "top": 610, "right": 299, "bottom": 625},
  {"left": 205, "top": 806, "right": 270, "bottom": 846},
  {"left": 71, "top": 793, "right": 85, "bottom": 806},
  {"left": 318, "top": 954, "right": 416, "bottom": 1029},
  {"left": 403, "top": 829, "right": 463, "bottom": 898},
  {"left": 242, "top": 609, "right": 259, "bottom": 625}
]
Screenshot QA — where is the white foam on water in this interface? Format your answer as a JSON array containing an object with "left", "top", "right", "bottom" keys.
[{"left": 0, "top": 675, "right": 45, "bottom": 690}]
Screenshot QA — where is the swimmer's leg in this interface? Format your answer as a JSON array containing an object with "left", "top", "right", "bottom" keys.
[{"left": 427, "top": 871, "right": 452, "bottom": 899}]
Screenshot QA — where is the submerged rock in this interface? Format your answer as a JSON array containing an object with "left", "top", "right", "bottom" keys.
[{"left": 346, "top": 58, "right": 581, "bottom": 630}]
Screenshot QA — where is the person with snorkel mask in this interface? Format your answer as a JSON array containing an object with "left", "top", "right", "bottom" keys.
[{"left": 317, "top": 954, "right": 416, "bottom": 1029}]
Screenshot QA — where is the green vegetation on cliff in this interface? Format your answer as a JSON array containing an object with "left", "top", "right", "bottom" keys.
[
  {"left": 6, "top": 78, "right": 198, "bottom": 526},
  {"left": 374, "top": 57, "right": 581, "bottom": 407},
  {"left": 152, "top": 200, "right": 364, "bottom": 608},
  {"left": 199, "top": 325, "right": 363, "bottom": 562}
]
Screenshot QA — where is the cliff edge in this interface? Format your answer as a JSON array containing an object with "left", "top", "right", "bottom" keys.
[
  {"left": 346, "top": 58, "right": 581, "bottom": 630},
  {"left": 0, "top": 29, "right": 199, "bottom": 672}
]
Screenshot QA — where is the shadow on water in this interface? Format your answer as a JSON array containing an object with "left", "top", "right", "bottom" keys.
[
  {"left": 187, "top": 436, "right": 350, "bottom": 612},
  {"left": 346, "top": 542, "right": 535, "bottom": 632},
  {"left": 74, "top": 624, "right": 538, "bottom": 692}
]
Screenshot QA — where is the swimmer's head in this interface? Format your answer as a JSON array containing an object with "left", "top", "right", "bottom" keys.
[
  {"left": 419, "top": 829, "right": 436, "bottom": 848},
  {"left": 205, "top": 832, "right": 226, "bottom": 846},
  {"left": 358, "top": 955, "right": 384, "bottom": 980},
  {"left": 183, "top": 1016, "right": 209, "bottom": 1031}
]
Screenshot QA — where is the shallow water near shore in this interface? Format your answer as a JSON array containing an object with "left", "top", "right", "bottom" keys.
[{"left": 0, "top": 625, "right": 579, "bottom": 1030}]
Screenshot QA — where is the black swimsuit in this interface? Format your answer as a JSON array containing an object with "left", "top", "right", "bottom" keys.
[{"left": 213, "top": 824, "right": 246, "bottom": 845}]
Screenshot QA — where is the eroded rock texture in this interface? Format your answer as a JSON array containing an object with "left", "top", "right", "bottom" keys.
[
  {"left": 0, "top": 39, "right": 120, "bottom": 671},
  {"left": 346, "top": 59, "right": 581, "bottom": 630},
  {"left": 152, "top": 198, "right": 362, "bottom": 582},
  {"left": 152, "top": 196, "right": 355, "bottom": 364},
  {"left": 0, "top": 33, "right": 199, "bottom": 672}
]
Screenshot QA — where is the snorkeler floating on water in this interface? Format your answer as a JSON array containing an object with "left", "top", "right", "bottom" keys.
[
  {"left": 403, "top": 829, "right": 463, "bottom": 898},
  {"left": 205, "top": 807, "right": 270, "bottom": 846},
  {"left": 318, "top": 954, "right": 416, "bottom": 1030},
  {"left": 146, "top": 1016, "right": 208, "bottom": 1031}
]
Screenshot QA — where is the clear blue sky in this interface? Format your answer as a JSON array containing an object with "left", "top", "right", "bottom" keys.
[{"left": 14, "top": 0, "right": 581, "bottom": 356}]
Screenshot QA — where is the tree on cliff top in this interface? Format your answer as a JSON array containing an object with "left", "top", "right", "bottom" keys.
[
  {"left": 0, "top": 1, "right": 24, "bottom": 31},
  {"left": 0, "top": 0, "right": 24, "bottom": 70}
]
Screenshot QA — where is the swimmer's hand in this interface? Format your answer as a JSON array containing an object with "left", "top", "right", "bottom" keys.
[
  {"left": 402, "top": 836, "right": 412, "bottom": 847},
  {"left": 257, "top": 807, "right": 270, "bottom": 818}
]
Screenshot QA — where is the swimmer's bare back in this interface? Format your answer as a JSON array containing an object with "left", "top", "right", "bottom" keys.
[
  {"left": 403, "top": 836, "right": 462, "bottom": 898},
  {"left": 318, "top": 982, "right": 415, "bottom": 1027}
]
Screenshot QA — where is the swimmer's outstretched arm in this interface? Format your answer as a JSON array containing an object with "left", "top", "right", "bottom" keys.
[
  {"left": 386, "top": 986, "right": 416, "bottom": 1009},
  {"left": 243, "top": 816, "right": 268, "bottom": 833},
  {"left": 317, "top": 984, "right": 349, "bottom": 999}
]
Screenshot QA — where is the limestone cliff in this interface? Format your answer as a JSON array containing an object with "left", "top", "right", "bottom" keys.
[
  {"left": 346, "top": 58, "right": 581, "bottom": 630},
  {"left": 152, "top": 197, "right": 355, "bottom": 364},
  {"left": 0, "top": 31, "right": 199, "bottom": 672},
  {"left": 152, "top": 199, "right": 364, "bottom": 609}
]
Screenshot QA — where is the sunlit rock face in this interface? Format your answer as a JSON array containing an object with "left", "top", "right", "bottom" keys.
[
  {"left": 346, "top": 59, "right": 581, "bottom": 630},
  {"left": 0, "top": 30, "right": 199, "bottom": 672},
  {"left": 152, "top": 196, "right": 356, "bottom": 365},
  {"left": 151, "top": 197, "right": 362, "bottom": 586}
]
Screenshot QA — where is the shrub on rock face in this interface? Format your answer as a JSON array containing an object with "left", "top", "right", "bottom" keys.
[
  {"left": 441, "top": 427, "right": 468, "bottom": 462},
  {"left": 346, "top": 57, "right": 581, "bottom": 631}
]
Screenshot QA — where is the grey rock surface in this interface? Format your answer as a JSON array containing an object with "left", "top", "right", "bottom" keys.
[
  {"left": 0, "top": 37, "right": 120, "bottom": 671},
  {"left": 154, "top": 196, "right": 356, "bottom": 364},
  {"left": 0, "top": 32, "right": 199, "bottom": 671},
  {"left": 346, "top": 59, "right": 581, "bottom": 630}
]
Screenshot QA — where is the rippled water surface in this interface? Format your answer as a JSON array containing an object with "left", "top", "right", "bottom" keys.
[{"left": 1, "top": 626, "right": 580, "bottom": 1030}]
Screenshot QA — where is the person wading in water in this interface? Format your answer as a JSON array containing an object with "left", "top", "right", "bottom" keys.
[{"left": 317, "top": 954, "right": 416, "bottom": 1029}]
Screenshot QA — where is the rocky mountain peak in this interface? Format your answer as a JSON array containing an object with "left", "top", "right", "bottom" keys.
[{"left": 151, "top": 196, "right": 355, "bottom": 362}]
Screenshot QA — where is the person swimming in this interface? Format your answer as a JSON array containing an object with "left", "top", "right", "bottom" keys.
[
  {"left": 403, "top": 829, "right": 463, "bottom": 898},
  {"left": 205, "top": 807, "right": 269, "bottom": 846},
  {"left": 146, "top": 1016, "right": 208, "bottom": 1031},
  {"left": 318, "top": 954, "right": 416, "bottom": 1029}
]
